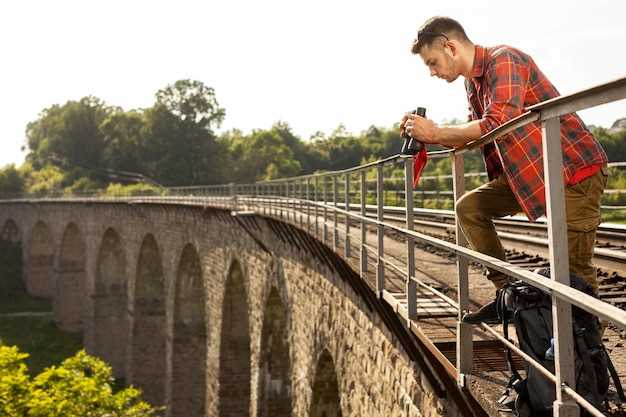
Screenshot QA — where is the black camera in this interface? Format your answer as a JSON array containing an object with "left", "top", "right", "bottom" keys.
[{"left": 401, "top": 107, "right": 426, "bottom": 155}]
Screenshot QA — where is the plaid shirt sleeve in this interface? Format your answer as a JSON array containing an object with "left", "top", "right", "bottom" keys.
[{"left": 478, "top": 49, "right": 530, "bottom": 135}]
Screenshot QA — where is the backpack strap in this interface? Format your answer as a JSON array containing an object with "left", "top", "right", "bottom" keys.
[
  {"left": 574, "top": 326, "right": 601, "bottom": 403},
  {"left": 502, "top": 301, "right": 522, "bottom": 384},
  {"left": 497, "top": 289, "right": 523, "bottom": 406},
  {"left": 605, "top": 347, "right": 626, "bottom": 403}
]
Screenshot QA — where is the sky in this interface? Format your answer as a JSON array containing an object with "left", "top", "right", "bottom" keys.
[{"left": 1, "top": 0, "right": 625, "bottom": 167}]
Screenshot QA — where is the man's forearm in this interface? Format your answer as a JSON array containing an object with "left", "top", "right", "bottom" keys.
[{"left": 435, "top": 120, "right": 483, "bottom": 148}]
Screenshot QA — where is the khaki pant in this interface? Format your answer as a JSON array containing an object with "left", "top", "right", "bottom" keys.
[{"left": 455, "top": 167, "right": 608, "bottom": 293}]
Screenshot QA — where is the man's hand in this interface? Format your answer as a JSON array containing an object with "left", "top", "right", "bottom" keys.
[
  {"left": 402, "top": 113, "right": 440, "bottom": 144},
  {"left": 400, "top": 113, "right": 483, "bottom": 148}
]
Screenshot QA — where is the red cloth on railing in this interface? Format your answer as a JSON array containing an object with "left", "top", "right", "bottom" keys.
[{"left": 413, "top": 144, "right": 428, "bottom": 189}]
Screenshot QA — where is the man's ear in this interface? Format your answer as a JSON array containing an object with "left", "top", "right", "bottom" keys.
[{"left": 444, "top": 40, "right": 457, "bottom": 57}]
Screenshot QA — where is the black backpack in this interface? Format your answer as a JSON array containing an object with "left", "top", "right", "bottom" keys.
[{"left": 495, "top": 269, "right": 624, "bottom": 417}]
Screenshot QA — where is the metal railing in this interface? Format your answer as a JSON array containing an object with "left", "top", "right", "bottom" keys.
[{"left": 2, "top": 76, "right": 626, "bottom": 417}]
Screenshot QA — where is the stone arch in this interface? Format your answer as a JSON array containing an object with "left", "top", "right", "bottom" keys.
[
  {"left": 1, "top": 219, "right": 24, "bottom": 299},
  {"left": 171, "top": 244, "right": 206, "bottom": 417},
  {"left": 219, "top": 259, "right": 251, "bottom": 417},
  {"left": 27, "top": 221, "right": 54, "bottom": 297},
  {"left": 55, "top": 223, "right": 87, "bottom": 331},
  {"left": 94, "top": 228, "right": 128, "bottom": 378},
  {"left": 257, "top": 286, "right": 292, "bottom": 417},
  {"left": 131, "top": 234, "right": 166, "bottom": 407},
  {"left": 310, "top": 349, "right": 342, "bottom": 417},
  {"left": 1, "top": 219, "right": 20, "bottom": 243}
]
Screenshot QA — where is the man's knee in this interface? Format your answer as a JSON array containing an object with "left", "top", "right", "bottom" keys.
[
  {"left": 455, "top": 192, "right": 478, "bottom": 223},
  {"left": 454, "top": 195, "right": 465, "bottom": 218}
]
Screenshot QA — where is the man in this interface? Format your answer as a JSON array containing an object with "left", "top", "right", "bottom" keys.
[{"left": 401, "top": 16, "right": 608, "bottom": 323}]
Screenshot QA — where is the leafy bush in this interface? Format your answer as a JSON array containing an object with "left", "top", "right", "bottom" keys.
[
  {"left": 101, "top": 183, "right": 165, "bottom": 197},
  {"left": 64, "top": 177, "right": 103, "bottom": 196},
  {"left": 0, "top": 346, "right": 30, "bottom": 417},
  {"left": 22, "top": 164, "right": 65, "bottom": 196},
  {"left": 0, "top": 346, "right": 158, "bottom": 417}
]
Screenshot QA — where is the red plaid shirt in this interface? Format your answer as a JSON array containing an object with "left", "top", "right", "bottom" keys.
[{"left": 466, "top": 45, "right": 607, "bottom": 220}]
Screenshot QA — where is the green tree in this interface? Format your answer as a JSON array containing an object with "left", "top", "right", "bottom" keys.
[
  {"left": 593, "top": 126, "right": 626, "bottom": 162},
  {"left": 0, "top": 346, "right": 158, "bottom": 417},
  {"left": 315, "top": 124, "right": 365, "bottom": 171},
  {"left": 0, "top": 164, "right": 25, "bottom": 196},
  {"left": 25, "top": 97, "right": 114, "bottom": 174},
  {"left": 223, "top": 124, "right": 303, "bottom": 182},
  {"left": 155, "top": 79, "right": 225, "bottom": 129},
  {"left": 142, "top": 80, "right": 227, "bottom": 185},
  {"left": 100, "top": 110, "right": 146, "bottom": 174}
]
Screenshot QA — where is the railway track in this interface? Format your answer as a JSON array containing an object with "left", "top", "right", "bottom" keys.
[
  {"left": 263, "top": 198, "right": 626, "bottom": 309},
  {"left": 331, "top": 204, "right": 626, "bottom": 310}
]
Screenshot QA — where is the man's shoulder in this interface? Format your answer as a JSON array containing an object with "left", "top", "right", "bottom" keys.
[{"left": 485, "top": 44, "right": 532, "bottom": 66}]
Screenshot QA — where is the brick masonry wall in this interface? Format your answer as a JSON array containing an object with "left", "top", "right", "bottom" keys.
[{"left": 0, "top": 202, "right": 465, "bottom": 417}]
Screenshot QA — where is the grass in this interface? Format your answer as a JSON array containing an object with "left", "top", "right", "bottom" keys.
[
  {"left": 0, "top": 240, "right": 83, "bottom": 375},
  {"left": 0, "top": 316, "right": 83, "bottom": 376}
]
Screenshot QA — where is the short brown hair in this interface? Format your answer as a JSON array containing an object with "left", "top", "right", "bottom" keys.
[{"left": 411, "top": 16, "right": 470, "bottom": 54}]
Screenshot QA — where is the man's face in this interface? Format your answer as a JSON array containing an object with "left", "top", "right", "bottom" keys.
[{"left": 419, "top": 43, "right": 459, "bottom": 83}]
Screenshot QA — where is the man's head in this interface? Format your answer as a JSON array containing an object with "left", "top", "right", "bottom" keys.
[{"left": 411, "top": 16, "right": 473, "bottom": 83}]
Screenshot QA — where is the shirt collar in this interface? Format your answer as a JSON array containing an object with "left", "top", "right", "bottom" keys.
[{"left": 471, "top": 45, "right": 486, "bottom": 78}]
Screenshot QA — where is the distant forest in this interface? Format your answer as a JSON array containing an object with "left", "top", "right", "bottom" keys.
[{"left": 1, "top": 79, "right": 625, "bottom": 209}]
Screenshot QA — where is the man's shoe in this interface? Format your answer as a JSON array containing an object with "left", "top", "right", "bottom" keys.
[{"left": 462, "top": 300, "right": 499, "bottom": 324}]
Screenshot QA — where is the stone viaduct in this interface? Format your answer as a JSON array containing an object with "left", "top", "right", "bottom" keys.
[{"left": 0, "top": 201, "right": 483, "bottom": 417}]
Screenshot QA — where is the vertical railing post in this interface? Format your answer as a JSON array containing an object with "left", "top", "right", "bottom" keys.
[
  {"left": 344, "top": 173, "right": 351, "bottom": 258},
  {"left": 323, "top": 177, "right": 329, "bottom": 243},
  {"left": 376, "top": 164, "right": 385, "bottom": 296},
  {"left": 262, "top": 183, "right": 266, "bottom": 215},
  {"left": 286, "top": 181, "right": 289, "bottom": 219},
  {"left": 315, "top": 177, "right": 319, "bottom": 237},
  {"left": 333, "top": 175, "right": 339, "bottom": 251},
  {"left": 360, "top": 170, "right": 368, "bottom": 275},
  {"left": 267, "top": 183, "right": 270, "bottom": 216},
  {"left": 230, "top": 182, "right": 237, "bottom": 211},
  {"left": 293, "top": 180, "right": 296, "bottom": 223},
  {"left": 286, "top": 181, "right": 291, "bottom": 221},
  {"left": 275, "top": 183, "right": 280, "bottom": 217},
  {"left": 452, "top": 153, "right": 472, "bottom": 386},
  {"left": 278, "top": 183, "right": 281, "bottom": 217},
  {"left": 404, "top": 157, "right": 417, "bottom": 320},
  {"left": 287, "top": 181, "right": 296, "bottom": 223},
  {"left": 542, "top": 117, "right": 579, "bottom": 417},
  {"left": 299, "top": 180, "right": 303, "bottom": 228},
  {"left": 306, "top": 178, "right": 311, "bottom": 231},
  {"left": 282, "top": 182, "right": 285, "bottom": 219},
  {"left": 292, "top": 180, "right": 296, "bottom": 224},
  {"left": 275, "top": 183, "right": 279, "bottom": 218}
]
